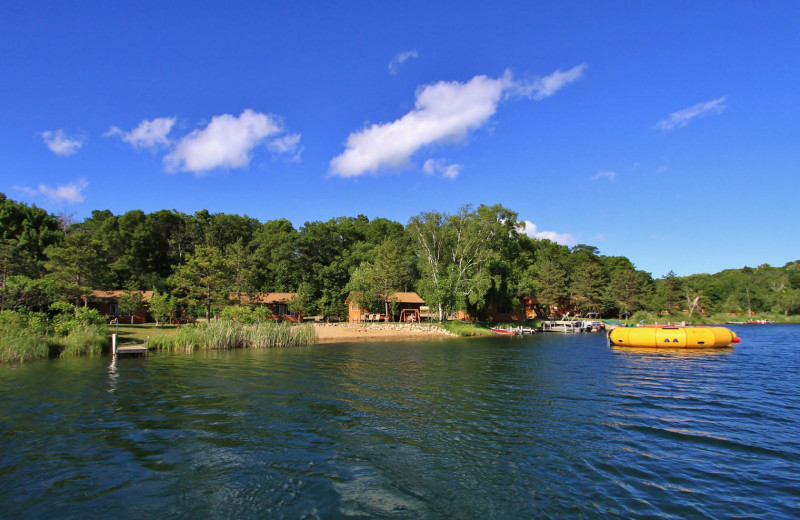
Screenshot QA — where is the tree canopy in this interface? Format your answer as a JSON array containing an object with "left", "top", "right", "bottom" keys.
[{"left": 1, "top": 192, "right": 797, "bottom": 320}]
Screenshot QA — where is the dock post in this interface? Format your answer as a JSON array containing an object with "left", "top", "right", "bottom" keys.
[{"left": 112, "top": 334, "right": 117, "bottom": 356}]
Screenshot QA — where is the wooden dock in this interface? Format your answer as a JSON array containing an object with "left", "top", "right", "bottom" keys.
[
  {"left": 115, "top": 344, "right": 148, "bottom": 355},
  {"left": 111, "top": 334, "right": 148, "bottom": 356}
]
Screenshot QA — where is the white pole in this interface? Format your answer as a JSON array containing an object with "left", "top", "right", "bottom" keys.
[{"left": 112, "top": 333, "right": 117, "bottom": 356}]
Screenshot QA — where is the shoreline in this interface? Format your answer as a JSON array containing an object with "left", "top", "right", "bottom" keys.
[{"left": 312, "top": 323, "right": 458, "bottom": 343}]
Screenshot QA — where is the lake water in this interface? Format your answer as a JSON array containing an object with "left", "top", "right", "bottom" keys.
[{"left": 1, "top": 325, "right": 799, "bottom": 519}]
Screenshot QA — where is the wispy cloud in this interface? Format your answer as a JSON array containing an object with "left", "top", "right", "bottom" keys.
[
  {"left": 520, "top": 220, "right": 577, "bottom": 246},
  {"left": 422, "top": 158, "right": 461, "bottom": 179},
  {"left": 15, "top": 178, "right": 88, "bottom": 204},
  {"left": 330, "top": 65, "right": 586, "bottom": 178},
  {"left": 41, "top": 130, "right": 84, "bottom": 157},
  {"left": 389, "top": 50, "right": 418, "bottom": 75},
  {"left": 267, "top": 133, "right": 303, "bottom": 161},
  {"left": 512, "top": 63, "right": 588, "bottom": 100},
  {"left": 164, "top": 109, "right": 287, "bottom": 174},
  {"left": 106, "top": 117, "right": 176, "bottom": 150},
  {"left": 655, "top": 96, "right": 727, "bottom": 131},
  {"left": 591, "top": 170, "right": 616, "bottom": 182}
]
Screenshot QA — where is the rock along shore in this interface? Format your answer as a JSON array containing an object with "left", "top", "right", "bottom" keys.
[{"left": 312, "top": 322, "right": 457, "bottom": 343}]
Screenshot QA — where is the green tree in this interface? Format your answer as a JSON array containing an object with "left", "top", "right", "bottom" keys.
[
  {"left": 776, "top": 287, "right": 800, "bottom": 315},
  {"left": 535, "top": 257, "right": 569, "bottom": 315},
  {"left": 251, "top": 218, "right": 300, "bottom": 291},
  {"left": 226, "top": 239, "right": 256, "bottom": 304},
  {"left": 408, "top": 204, "right": 507, "bottom": 321},
  {"left": 570, "top": 260, "right": 605, "bottom": 314},
  {"left": 287, "top": 282, "right": 313, "bottom": 321},
  {"left": 118, "top": 283, "right": 145, "bottom": 324},
  {"left": 346, "top": 239, "right": 413, "bottom": 317},
  {"left": 346, "top": 263, "right": 384, "bottom": 317},
  {"left": 169, "top": 245, "right": 233, "bottom": 321},
  {"left": 44, "top": 229, "right": 108, "bottom": 312},
  {"left": 608, "top": 268, "right": 650, "bottom": 317},
  {"left": 0, "top": 193, "right": 62, "bottom": 273},
  {"left": 148, "top": 290, "right": 175, "bottom": 326}
]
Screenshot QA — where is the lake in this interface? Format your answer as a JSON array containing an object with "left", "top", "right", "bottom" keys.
[{"left": 1, "top": 325, "right": 798, "bottom": 519}]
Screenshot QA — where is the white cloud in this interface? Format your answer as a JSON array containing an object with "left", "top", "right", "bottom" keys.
[
  {"left": 15, "top": 178, "right": 88, "bottom": 204},
  {"left": 41, "top": 130, "right": 84, "bottom": 157},
  {"left": 330, "top": 65, "right": 586, "bottom": 178},
  {"left": 511, "top": 63, "right": 588, "bottom": 100},
  {"left": 591, "top": 170, "right": 616, "bottom": 182},
  {"left": 521, "top": 220, "right": 577, "bottom": 246},
  {"left": 422, "top": 158, "right": 461, "bottom": 179},
  {"left": 389, "top": 50, "right": 418, "bottom": 75},
  {"left": 164, "top": 109, "right": 284, "bottom": 174},
  {"left": 655, "top": 96, "right": 727, "bottom": 131},
  {"left": 107, "top": 117, "right": 176, "bottom": 150},
  {"left": 268, "top": 133, "right": 303, "bottom": 161}
]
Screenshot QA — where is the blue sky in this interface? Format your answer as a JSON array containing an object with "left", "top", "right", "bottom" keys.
[{"left": 2, "top": 1, "right": 798, "bottom": 277}]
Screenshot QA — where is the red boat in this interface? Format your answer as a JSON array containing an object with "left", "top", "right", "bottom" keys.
[{"left": 490, "top": 328, "right": 517, "bottom": 336}]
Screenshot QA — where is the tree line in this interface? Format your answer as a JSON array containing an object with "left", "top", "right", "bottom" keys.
[{"left": 2, "top": 192, "right": 799, "bottom": 321}]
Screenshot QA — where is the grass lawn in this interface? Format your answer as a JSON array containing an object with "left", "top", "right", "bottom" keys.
[{"left": 112, "top": 322, "right": 181, "bottom": 345}]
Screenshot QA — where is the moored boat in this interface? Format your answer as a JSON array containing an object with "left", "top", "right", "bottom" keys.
[
  {"left": 607, "top": 326, "right": 740, "bottom": 348},
  {"left": 491, "top": 327, "right": 518, "bottom": 336}
]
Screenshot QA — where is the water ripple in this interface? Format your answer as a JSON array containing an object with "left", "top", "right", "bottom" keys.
[{"left": 1, "top": 327, "right": 799, "bottom": 518}]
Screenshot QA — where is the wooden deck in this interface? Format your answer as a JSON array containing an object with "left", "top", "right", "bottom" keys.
[{"left": 115, "top": 344, "right": 148, "bottom": 355}]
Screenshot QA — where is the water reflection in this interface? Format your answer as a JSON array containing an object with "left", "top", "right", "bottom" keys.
[{"left": 611, "top": 345, "right": 734, "bottom": 357}]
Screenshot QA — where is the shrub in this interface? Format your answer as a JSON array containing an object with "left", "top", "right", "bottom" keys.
[{"left": 52, "top": 308, "right": 106, "bottom": 336}]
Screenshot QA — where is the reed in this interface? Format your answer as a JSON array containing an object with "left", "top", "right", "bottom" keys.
[
  {"left": 53, "top": 325, "right": 107, "bottom": 357},
  {"left": 148, "top": 321, "right": 316, "bottom": 351},
  {"left": 0, "top": 320, "right": 108, "bottom": 363},
  {"left": 435, "top": 321, "right": 493, "bottom": 336},
  {"left": 0, "top": 328, "right": 50, "bottom": 363}
]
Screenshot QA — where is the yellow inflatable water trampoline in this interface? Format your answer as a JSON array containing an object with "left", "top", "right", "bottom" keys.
[{"left": 607, "top": 326, "right": 740, "bottom": 348}]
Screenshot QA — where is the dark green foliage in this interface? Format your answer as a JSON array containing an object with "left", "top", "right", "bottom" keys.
[{"left": 0, "top": 190, "right": 797, "bottom": 357}]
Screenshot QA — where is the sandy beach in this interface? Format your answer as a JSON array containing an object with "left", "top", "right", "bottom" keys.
[{"left": 312, "top": 323, "right": 457, "bottom": 343}]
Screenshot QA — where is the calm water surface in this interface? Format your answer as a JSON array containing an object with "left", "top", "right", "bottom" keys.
[{"left": 1, "top": 325, "right": 799, "bottom": 519}]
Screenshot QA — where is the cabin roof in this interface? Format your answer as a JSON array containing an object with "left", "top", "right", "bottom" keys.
[
  {"left": 90, "top": 290, "right": 154, "bottom": 301},
  {"left": 390, "top": 291, "right": 425, "bottom": 304},
  {"left": 346, "top": 291, "right": 425, "bottom": 304},
  {"left": 233, "top": 292, "right": 297, "bottom": 304}
]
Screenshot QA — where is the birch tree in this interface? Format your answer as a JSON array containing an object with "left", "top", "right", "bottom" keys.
[{"left": 408, "top": 204, "right": 509, "bottom": 321}]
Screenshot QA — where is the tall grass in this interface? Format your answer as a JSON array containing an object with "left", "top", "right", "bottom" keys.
[
  {"left": 434, "top": 321, "right": 493, "bottom": 336},
  {"left": 0, "top": 328, "right": 50, "bottom": 363},
  {"left": 148, "top": 321, "right": 316, "bottom": 352},
  {"left": 53, "top": 324, "right": 107, "bottom": 357},
  {"left": 0, "top": 321, "right": 107, "bottom": 363}
]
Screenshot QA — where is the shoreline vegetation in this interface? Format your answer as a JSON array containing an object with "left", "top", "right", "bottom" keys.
[
  {"left": 5, "top": 312, "right": 800, "bottom": 364},
  {"left": 147, "top": 321, "right": 316, "bottom": 351},
  {"left": 1, "top": 308, "right": 108, "bottom": 363},
  {"left": 3, "top": 192, "right": 800, "bottom": 364}
]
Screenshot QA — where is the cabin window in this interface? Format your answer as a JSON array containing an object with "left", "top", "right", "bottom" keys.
[
  {"left": 499, "top": 305, "right": 509, "bottom": 314},
  {"left": 109, "top": 304, "right": 120, "bottom": 316}
]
